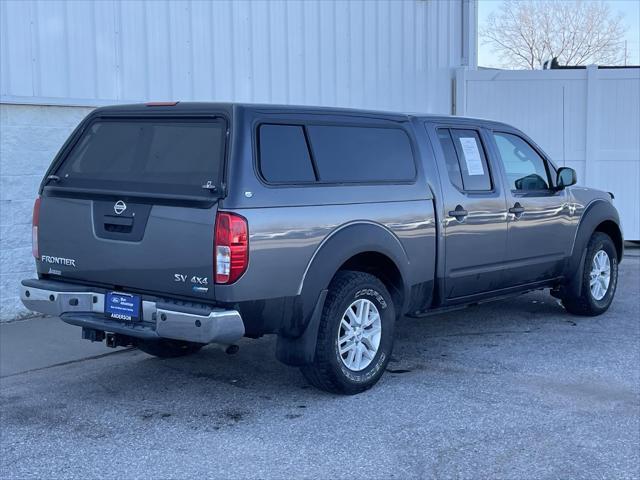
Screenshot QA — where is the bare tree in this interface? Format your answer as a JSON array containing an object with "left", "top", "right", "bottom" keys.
[{"left": 481, "top": 0, "right": 628, "bottom": 69}]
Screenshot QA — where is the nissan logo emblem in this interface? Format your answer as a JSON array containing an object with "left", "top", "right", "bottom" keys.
[{"left": 114, "top": 200, "right": 127, "bottom": 215}]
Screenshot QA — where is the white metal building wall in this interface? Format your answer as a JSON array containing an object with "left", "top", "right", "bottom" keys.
[
  {"left": 1, "top": 0, "right": 474, "bottom": 113},
  {"left": 456, "top": 66, "right": 640, "bottom": 240},
  {"left": 0, "top": 0, "right": 475, "bottom": 321}
]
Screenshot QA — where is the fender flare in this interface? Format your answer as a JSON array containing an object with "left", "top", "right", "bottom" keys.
[
  {"left": 275, "top": 221, "right": 411, "bottom": 366},
  {"left": 298, "top": 221, "right": 411, "bottom": 319},
  {"left": 563, "top": 199, "right": 622, "bottom": 297}
]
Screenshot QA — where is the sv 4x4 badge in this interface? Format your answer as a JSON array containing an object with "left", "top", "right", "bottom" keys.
[{"left": 174, "top": 273, "right": 209, "bottom": 293}]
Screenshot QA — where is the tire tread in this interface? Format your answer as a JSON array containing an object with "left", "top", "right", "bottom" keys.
[
  {"left": 301, "top": 270, "right": 392, "bottom": 394},
  {"left": 562, "top": 232, "right": 617, "bottom": 316}
]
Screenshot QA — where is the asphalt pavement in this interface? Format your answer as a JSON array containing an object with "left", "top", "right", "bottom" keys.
[{"left": 1, "top": 256, "right": 638, "bottom": 479}]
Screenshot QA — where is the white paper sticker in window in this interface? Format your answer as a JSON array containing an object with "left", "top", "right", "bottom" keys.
[{"left": 459, "top": 137, "right": 485, "bottom": 176}]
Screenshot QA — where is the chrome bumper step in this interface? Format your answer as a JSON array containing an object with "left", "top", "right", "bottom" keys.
[{"left": 20, "top": 279, "right": 245, "bottom": 345}]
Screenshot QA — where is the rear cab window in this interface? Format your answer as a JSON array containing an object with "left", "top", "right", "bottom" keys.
[
  {"left": 53, "top": 117, "right": 227, "bottom": 198},
  {"left": 257, "top": 122, "right": 416, "bottom": 184},
  {"left": 436, "top": 129, "right": 464, "bottom": 190},
  {"left": 436, "top": 127, "right": 493, "bottom": 192}
]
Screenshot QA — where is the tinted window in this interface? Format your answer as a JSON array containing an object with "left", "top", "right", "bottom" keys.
[
  {"left": 259, "top": 124, "right": 316, "bottom": 183},
  {"left": 450, "top": 129, "right": 492, "bottom": 191},
  {"left": 493, "top": 132, "right": 550, "bottom": 191},
  {"left": 307, "top": 125, "right": 415, "bottom": 183},
  {"left": 437, "top": 129, "right": 463, "bottom": 190},
  {"left": 56, "top": 118, "right": 226, "bottom": 197}
]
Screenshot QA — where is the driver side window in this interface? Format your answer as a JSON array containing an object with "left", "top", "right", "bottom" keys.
[{"left": 493, "top": 132, "right": 551, "bottom": 191}]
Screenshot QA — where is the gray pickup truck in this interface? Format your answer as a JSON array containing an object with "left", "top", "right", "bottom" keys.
[{"left": 21, "top": 103, "right": 623, "bottom": 394}]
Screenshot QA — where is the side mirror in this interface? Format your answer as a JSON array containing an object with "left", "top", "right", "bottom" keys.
[{"left": 556, "top": 167, "right": 577, "bottom": 189}]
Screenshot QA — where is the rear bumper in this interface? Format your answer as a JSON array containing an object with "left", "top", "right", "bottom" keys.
[{"left": 20, "top": 279, "right": 244, "bottom": 345}]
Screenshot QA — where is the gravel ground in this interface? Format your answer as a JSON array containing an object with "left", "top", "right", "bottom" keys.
[{"left": 1, "top": 257, "right": 638, "bottom": 479}]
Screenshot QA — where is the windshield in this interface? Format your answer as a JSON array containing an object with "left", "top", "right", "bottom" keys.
[{"left": 54, "top": 117, "right": 226, "bottom": 197}]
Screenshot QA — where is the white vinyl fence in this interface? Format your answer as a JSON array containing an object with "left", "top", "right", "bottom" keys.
[{"left": 456, "top": 66, "right": 640, "bottom": 240}]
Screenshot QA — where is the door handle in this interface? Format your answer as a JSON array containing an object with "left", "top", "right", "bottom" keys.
[
  {"left": 448, "top": 205, "right": 468, "bottom": 220},
  {"left": 103, "top": 215, "right": 134, "bottom": 227},
  {"left": 509, "top": 203, "right": 525, "bottom": 217}
]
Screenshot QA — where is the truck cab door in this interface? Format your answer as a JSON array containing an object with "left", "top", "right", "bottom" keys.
[
  {"left": 488, "top": 131, "right": 575, "bottom": 286},
  {"left": 429, "top": 125, "right": 509, "bottom": 301}
]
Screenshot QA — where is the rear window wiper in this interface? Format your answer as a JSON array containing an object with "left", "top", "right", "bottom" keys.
[
  {"left": 46, "top": 175, "right": 61, "bottom": 184},
  {"left": 201, "top": 181, "right": 218, "bottom": 192}
]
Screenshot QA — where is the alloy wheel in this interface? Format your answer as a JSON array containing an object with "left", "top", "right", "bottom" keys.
[
  {"left": 337, "top": 299, "right": 382, "bottom": 371},
  {"left": 589, "top": 249, "right": 611, "bottom": 301}
]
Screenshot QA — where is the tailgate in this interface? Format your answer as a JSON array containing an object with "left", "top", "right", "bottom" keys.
[
  {"left": 35, "top": 115, "right": 227, "bottom": 301},
  {"left": 37, "top": 196, "right": 217, "bottom": 300}
]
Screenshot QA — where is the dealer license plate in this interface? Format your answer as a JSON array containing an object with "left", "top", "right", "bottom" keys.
[{"left": 105, "top": 292, "right": 141, "bottom": 322}]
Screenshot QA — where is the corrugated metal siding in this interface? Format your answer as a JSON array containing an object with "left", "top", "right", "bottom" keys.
[{"left": 0, "top": 0, "right": 469, "bottom": 114}]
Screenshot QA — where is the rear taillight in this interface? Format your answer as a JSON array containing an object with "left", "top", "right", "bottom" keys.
[
  {"left": 32, "top": 197, "right": 41, "bottom": 258},
  {"left": 214, "top": 212, "right": 248, "bottom": 284}
]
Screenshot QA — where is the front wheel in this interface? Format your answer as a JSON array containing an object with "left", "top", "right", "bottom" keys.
[
  {"left": 301, "top": 271, "right": 395, "bottom": 395},
  {"left": 562, "top": 232, "right": 619, "bottom": 316}
]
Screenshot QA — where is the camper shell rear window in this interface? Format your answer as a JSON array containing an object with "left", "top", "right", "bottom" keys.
[{"left": 53, "top": 117, "right": 227, "bottom": 198}]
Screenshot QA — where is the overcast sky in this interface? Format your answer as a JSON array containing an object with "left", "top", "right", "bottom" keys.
[{"left": 478, "top": 0, "right": 640, "bottom": 68}]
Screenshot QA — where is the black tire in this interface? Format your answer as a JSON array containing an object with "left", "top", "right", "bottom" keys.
[
  {"left": 301, "top": 270, "right": 395, "bottom": 395},
  {"left": 137, "top": 339, "right": 204, "bottom": 358},
  {"left": 562, "top": 232, "right": 619, "bottom": 316}
]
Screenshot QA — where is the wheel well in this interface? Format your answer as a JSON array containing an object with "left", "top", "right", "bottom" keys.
[
  {"left": 595, "top": 220, "right": 623, "bottom": 261},
  {"left": 337, "top": 252, "right": 404, "bottom": 316}
]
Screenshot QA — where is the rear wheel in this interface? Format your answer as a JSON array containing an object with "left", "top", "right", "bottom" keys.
[
  {"left": 301, "top": 271, "right": 395, "bottom": 395},
  {"left": 137, "top": 339, "right": 204, "bottom": 358},
  {"left": 562, "top": 232, "right": 618, "bottom": 316}
]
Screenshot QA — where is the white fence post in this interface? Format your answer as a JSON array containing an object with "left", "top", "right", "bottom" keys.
[
  {"left": 455, "top": 67, "right": 467, "bottom": 116},
  {"left": 584, "top": 65, "right": 600, "bottom": 186}
]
